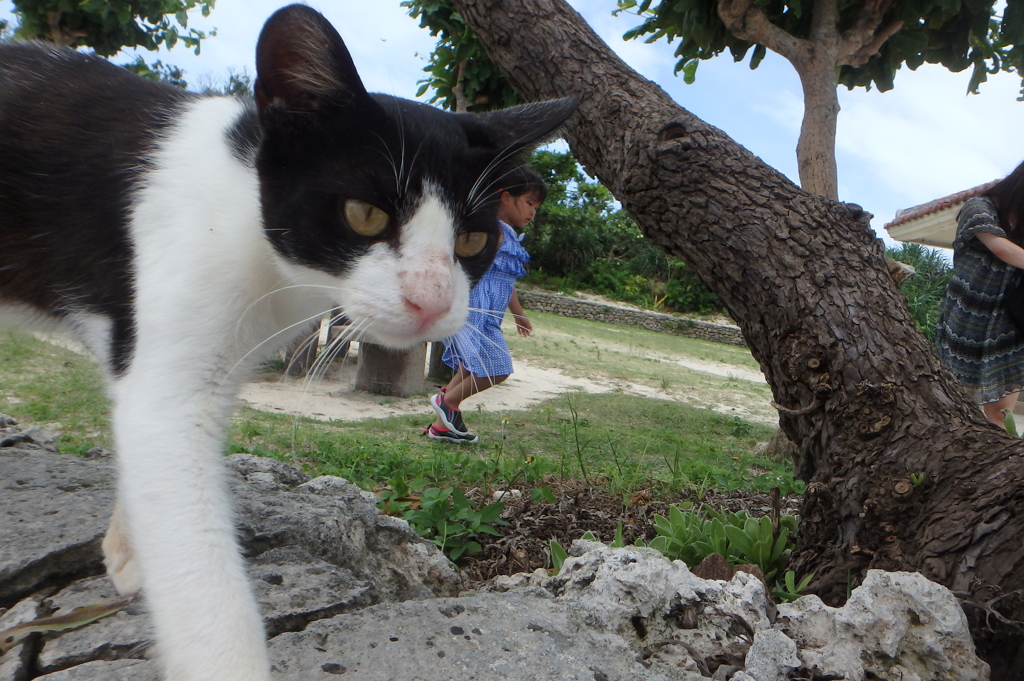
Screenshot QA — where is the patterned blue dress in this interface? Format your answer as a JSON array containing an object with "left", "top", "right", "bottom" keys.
[
  {"left": 935, "top": 196, "right": 1024, "bottom": 404},
  {"left": 443, "top": 221, "right": 530, "bottom": 377}
]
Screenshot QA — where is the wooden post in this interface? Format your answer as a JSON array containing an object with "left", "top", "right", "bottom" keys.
[
  {"left": 426, "top": 341, "right": 452, "bottom": 383},
  {"left": 355, "top": 342, "right": 428, "bottom": 397}
]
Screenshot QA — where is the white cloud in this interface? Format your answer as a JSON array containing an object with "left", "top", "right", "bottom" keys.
[{"left": 837, "top": 63, "right": 1024, "bottom": 237}]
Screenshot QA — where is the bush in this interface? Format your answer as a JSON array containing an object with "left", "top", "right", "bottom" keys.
[
  {"left": 886, "top": 243, "right": 952, "bottom": 342},
  {"left": 525, "top": 150, "right": 722, "bottom": 315}
]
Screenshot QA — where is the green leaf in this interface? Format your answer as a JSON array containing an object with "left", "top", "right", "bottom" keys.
[
  {"left": 532, "top": 486, "right": 557, "bottom": 504},
  {"left": 477, "top": 501, "right": 505, "bottom": 524},
  {"left": 723, "top": 524, "right": 754, "bottom": 557},
  {"left": 550, "top": 539, "right": 569, "bottom": 573},
  {"left": 1005, "top": 408, "right": 1020, "bottom": 436},
  {"left": 681, "top": 59, "right": 699, "bottom": 83}
]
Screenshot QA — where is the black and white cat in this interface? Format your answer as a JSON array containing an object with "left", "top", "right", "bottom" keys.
[{"left": 0, "top": 5, "right": 575, "bottom": 680}]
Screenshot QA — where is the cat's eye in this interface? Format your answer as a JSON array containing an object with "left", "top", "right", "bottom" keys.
[
  {"left": 343, "top": 199, "right": 389, "bottom": 237},
  {"left": 454, "top": 231, "right": 489, "bottom": 258}
]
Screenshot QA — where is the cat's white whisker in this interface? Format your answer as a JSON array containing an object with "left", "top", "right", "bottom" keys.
[
  {"left": 223, "top": 307, "right": 334, "bottom": 385},
  {"left": 368, "top": 131, "right": 402, "bottom": 196},
  {"left": 465, "top": 139, "right": 526, "bottom": 211},
  {"left": 232, "top": 282, "right": 340, "bottom": 342},
  {"left": 280, "top": 324, "right": 325, "bottom": 383}
]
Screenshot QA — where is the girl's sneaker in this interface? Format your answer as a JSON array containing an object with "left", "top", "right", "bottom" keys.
[
  {"left": 431, "top": 393, "right": 468, "bottom": 433},
  {"left": 427, "top": 425, "right": 478, "bottom": 444}
]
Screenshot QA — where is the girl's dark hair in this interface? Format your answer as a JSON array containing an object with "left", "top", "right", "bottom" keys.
[
  {"left": 500, "top": 166, "right": 547, "bottom": 203},
  {"left": 985, "top": 159, "right": 1024, "bottom": 241}
]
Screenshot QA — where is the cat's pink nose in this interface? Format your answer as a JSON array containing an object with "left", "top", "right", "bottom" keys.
[
  {"left": 403, "top": 295, "right": 451, "bottom": 331},
  {"left": 399, "top": 263, "right": 453, "bottom": 331}
]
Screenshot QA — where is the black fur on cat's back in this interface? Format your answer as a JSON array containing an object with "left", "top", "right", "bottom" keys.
[{"left": 0, "top": 43, "right": 192, "bottom": 372}]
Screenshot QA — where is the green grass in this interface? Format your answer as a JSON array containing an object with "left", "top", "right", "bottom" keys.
[
  {"left": 227, "top": 391, "right": 780, "bottom": 500},
  {"left": 509, "top": 311, "right": 776, "bottom": 424},
  {"left": 0, "top": 319, "right": 787, "bottom": 503},
  {"left": 0, "top": 330, "right": 111, "bottom": 455}
]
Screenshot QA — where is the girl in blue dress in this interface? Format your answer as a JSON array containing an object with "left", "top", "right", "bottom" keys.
[{"left": 428, "top": 169, "right": 546, "bottom": 443}]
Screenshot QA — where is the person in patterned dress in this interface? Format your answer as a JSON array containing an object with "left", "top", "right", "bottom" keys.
[
  {"left": 427, "top": 168, "right": 546, "bottom": 443},
  {"left": 935, "top": 160, "right": 1024, "bottom": 427}
]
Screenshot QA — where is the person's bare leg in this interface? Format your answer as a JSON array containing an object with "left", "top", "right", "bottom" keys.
[
  {"left": 982, "top": 392, "right": 1020, "bottom": 428},
  {"left": 431, "top": 364, "right": 469, "bottom": 430},
  {"left": 431, "top": 371, "right": 509, "bottom": 431},
  {"left": 445, "top": 372, "right": 509, "bottom": 408}
]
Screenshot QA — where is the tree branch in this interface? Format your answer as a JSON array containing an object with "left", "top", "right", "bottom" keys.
[
  {"left": 716, "top": 0, "right": 806, "bottom": 62},
  {"left": 838, "top": 0, "right": 903, "bottom": 67},
  {"left": 839, "top": 17, "right": 905, "bottom": 65}
]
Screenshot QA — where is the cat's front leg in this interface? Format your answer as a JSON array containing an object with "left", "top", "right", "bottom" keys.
[
  {"left": 101, "top": 500, "right": 142, "bottom": 596},
  {"left": 112, "top": 365, "right": 272, "bottom": 681}
]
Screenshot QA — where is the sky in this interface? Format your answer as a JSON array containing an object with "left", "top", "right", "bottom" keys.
[{"left": 1, "top": 0, "right": 1022, "bottom": 249}]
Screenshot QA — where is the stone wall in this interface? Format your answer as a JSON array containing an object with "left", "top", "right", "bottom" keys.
[{"left": 518, "top": 290, "right": 747, "bottom": 348}]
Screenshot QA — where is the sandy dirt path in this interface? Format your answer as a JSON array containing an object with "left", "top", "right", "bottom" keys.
[{"left": 237, "top": 343, "right": 774, "bottom": 424}]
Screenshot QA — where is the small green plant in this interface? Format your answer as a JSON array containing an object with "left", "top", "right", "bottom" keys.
[
  {"left": 404, "top": 487, "right": 508, "bottom": 561},
  {"left": 376, "top": 476, "right": 424, "bottom": 516},
  {"left": 772, "top": 570, "right": 815, "bottom": 602},
  {"left": 609, "top": 522, "right": 626, "bottom": 548},
  {"left": 1005, "top": 409, "right": 1019, "bottom": 437},
  {"left": 750, "top": 471, "right": 807, "bottom": 496},
  {"left": 550, "top": 539, "right": 569, "bottom": 574},
  {"left": 531, "top": 486, "right": 557, "bottom": 504},
  {"left": 718, "top": 511, "right": 795, "bottom": 583},
  {"left": 646, "top": 504, "right": 798, "bottom": 583},
  {"left": 909, "top": 472, "right": 926, "bottom": 488},
  {"left": 729, "top": 416, "right": 753, "bottom": 437}
]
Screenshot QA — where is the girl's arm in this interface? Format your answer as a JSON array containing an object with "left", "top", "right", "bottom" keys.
[
  {"left": 508, "top": 289, "right": 532, "bottom": 336},
  {"left": 977, "top": 233, "right": 1024, "bottom": 269}
]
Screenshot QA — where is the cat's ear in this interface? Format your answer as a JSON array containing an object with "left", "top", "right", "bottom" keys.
[
  {"left": 254, "top": 4, "right": 368, "bottom": 122},
  {"left": 461, "top": 98, "right": 578, "bottom": 157}
]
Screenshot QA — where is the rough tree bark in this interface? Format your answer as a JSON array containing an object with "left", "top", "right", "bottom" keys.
[{"left": 451, "top": 0, "right": 1024, "bottom": 672}]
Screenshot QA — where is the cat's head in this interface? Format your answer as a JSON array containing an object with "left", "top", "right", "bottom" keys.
[{"left": 251, "top": 4, "right": 576, "bottom": 349}]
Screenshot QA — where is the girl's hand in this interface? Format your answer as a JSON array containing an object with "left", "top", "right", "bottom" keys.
[{"left": 515, "top": 314, "right": 533, "bottom": 336}]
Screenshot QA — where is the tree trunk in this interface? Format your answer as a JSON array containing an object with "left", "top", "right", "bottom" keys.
[
  {"left": 451, "top": 0, "right": 1024, "bottom": 671},
  {"left": 792, "top": 49, "right": 841, "bottom": 200}
]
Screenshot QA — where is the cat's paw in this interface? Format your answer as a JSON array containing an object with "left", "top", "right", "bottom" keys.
[{"left": 102, "top": 508, "right": 142, "bottom": 596}]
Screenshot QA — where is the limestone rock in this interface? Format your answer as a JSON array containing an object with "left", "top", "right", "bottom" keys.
[
  {"left": 776, "top": 569, "right": 989, "bottom": 680},
  {"left": 0, "top": 594, "right": 45, "bottom": 681},
  {"left": 225, "top": 454, "right": 462, "bottom": 601},
  {"left": 268, "top": 589, "right": 704, "bottom": 681},
  {"left": 35, "top": 659, "right": 160, "bottom": 680},
  {"left": 36, "top": 578, "right": 152, "bottom": 675},
  {"left": 1, "top": 449, "right": 990, "bottom": 681},
  {"left": 251, "top": 546, "right": 376, "bottom": 637},
  {"left": 0, "top": 449, "right": 115, "bottom": 602},
  {"left": 744, "top": 629, "right": 799, "bottom": 681}
]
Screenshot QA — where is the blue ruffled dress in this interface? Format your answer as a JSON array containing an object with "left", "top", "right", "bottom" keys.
[{"left": 442, "top": 221, "right": 530, "bottom": 377}]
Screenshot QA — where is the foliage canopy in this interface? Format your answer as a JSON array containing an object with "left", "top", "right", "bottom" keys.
[
  {"left": 615, "top": 0, "right": 1023, "bottom": 94},
  {"left": 402, "top": 0, "right": 519, "bottom": 111},
  {"left": 11, "top": 0, "right": 214, "bottom": 56}
]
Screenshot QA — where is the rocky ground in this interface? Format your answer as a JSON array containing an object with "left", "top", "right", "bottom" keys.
[{"left": 0, "top": 433, "right": 989, "bottom": 681}]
